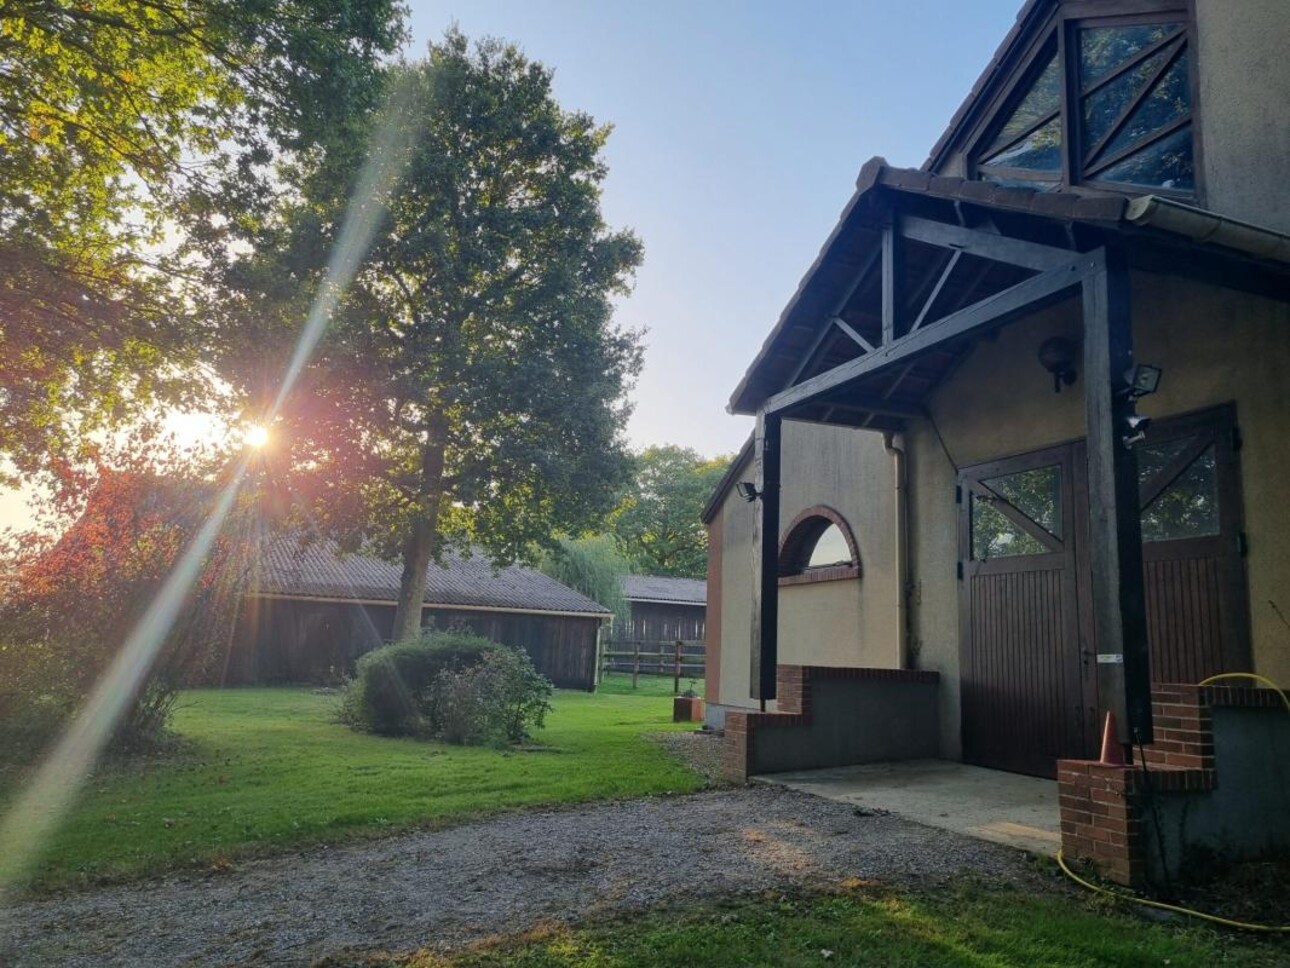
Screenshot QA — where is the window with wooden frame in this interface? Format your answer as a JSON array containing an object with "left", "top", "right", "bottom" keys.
[
  {"left": 972, "top": 6, "right": 1195, "bottom": 197},
  {"left": 778, "top": 506, "right": 861, "bottom": 586}
]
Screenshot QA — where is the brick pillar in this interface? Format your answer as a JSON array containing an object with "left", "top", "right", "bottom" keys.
[{"left": 724, "top": 711, "right": 751, "bottom": 782}]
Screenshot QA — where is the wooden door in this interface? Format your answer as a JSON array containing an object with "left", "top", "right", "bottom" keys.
[
  {"left": 1137, "top": 405, "right": 1250, "bottom": 682},
  {"left": 958, "top": 444, "right": 1094, "bottom": 777}
]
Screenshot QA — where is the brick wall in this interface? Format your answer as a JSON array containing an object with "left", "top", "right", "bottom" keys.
[
  {"left": 1057, "top": 682, "right": 1280, "bottom": 887},
  {"left": 723, "top": 664, "right": 939, "bottom": 782}
]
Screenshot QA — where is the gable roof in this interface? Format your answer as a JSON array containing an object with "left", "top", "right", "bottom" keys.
[
  {"left": 622, "top": 575, "right": 707, "bottom": 606},
  {"left": 729, "top": 157, "right": 1290, "bottom": 417},
  {"left": 249, "top": 536, "right": 611, "bottom": 617},
  {"left": 923, "top": 0, "right": 1054, "bottom": 172}
]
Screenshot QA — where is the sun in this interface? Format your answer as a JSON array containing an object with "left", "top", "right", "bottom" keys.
[{"left": 243, "top": 424, "right": 270, "bottom": 449}]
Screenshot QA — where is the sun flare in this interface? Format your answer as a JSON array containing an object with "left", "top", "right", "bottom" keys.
[{"left": 243, "top": 424, "right": 270, "bottom": 449}]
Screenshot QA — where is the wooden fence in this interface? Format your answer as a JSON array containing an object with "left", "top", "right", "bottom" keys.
[{"left": 600, "top": 638, "right": 705, "bottom": 692}]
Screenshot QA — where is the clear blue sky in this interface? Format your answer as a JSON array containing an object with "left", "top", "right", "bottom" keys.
[{"left": 406, "top": 1, "right": 1022, "bottom": 457}]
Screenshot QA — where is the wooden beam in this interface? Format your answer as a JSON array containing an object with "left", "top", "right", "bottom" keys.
[
  {"left": 807, "top": 395, "right": 922, "bottom": 419},
  {"left": 749, "top": 411, "right": 782, "bottom": 702},
  {"left": 882, "top": 224, "right": 899, "bottom": 345},
  {"left": 901, "top": 215, "right": 1078, "bottom": 271},
  {"left": 831, "top": 315, "right": 877, "bottom": 353},
  {"left": 911, "top": 249, "right": 963, "bottom": 333},
  {"left": 766, "top": 252, "right": 1096, "bottom": 416},
  {"left": 1082, "top": 246, "right": 1154, "bottom": 747}
]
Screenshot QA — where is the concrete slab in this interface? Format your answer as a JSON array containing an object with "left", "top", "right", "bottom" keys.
[{"left": 755, "top": 759, "right": 1060, "bottom": 856}]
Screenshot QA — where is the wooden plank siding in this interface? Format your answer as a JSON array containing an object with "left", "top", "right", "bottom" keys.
[{"left": 223, "top": 597, "right": 602, "bottom": 690}]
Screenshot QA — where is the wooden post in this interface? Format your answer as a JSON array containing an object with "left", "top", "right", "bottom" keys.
[
  {"left": 1082, "top": 247, "right": 1154, "bottom": 747},
  {"left": 632, "top": 640, "right": 639, "bottom": 690},
  {"left": 750, "top": 410, "right": 782, "bottom": 702},
  {"left": 674, "top": 639, "right": 682, "bottom": 694}
]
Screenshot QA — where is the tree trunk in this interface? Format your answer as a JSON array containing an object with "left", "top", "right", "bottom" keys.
[{"left": 391, "top": 414, "right": 447, "bottom": 643}]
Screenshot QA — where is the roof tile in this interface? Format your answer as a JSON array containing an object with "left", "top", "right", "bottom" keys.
[{"left": 250, "top": 536, "right": 610, "bottom": 616}]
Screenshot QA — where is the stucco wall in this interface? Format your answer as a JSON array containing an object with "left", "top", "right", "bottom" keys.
[
  {"left": 1194, "top": 0, "right": 1290, "bottom": 234},
  {"left": 909, "top": 273, "right": 1290, "bottom": 758},
  {"left": 712, "top": 421, "right": 899, "bottom": 711}
]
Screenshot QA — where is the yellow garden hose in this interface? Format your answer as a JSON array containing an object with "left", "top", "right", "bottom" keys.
[
  {"left": 1196, "top": 672, "right": 1290, "bottom": 714},
  {"left": 1055, "top": 848, "right": 1289, "bottom": 933},
  {"left": 1055, "top": 672, "right": 1290, "bottom": 933}
]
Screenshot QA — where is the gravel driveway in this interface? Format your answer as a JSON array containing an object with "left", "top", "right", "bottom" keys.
[{"left": 3, "top": 786, "right": 1034, "bottom": 967}]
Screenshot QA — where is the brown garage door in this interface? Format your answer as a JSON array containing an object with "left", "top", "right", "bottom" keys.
[
  {"left": 958, "top": 405, "right": 1250, "bottom": 777},
  {"left": 958, "top": 443, "right": 1093, "bottom": 777}
]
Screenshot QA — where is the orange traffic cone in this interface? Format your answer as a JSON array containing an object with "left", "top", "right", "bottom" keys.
[{"left": 1098, "top": 711, "right": 1126, "bottom": 765}]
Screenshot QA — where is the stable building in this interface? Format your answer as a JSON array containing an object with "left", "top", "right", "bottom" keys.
[
  {"left": 705, "top": 0, "right": 1290, "bottom": 887},
  {"left": 227, "top": 538, "right": 610, "bottom": 689}
]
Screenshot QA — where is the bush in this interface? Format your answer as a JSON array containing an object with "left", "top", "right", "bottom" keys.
[
  {"left": 428, "top": 647, "right": 553, "bottom": 747},
  {"left": 338, "top": 629, "right": 503, "bottom": 736}
]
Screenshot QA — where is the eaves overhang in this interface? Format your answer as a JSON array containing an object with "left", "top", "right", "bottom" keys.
[{"left": 729, "top": 159, "right": 1290, "bottom": 421}]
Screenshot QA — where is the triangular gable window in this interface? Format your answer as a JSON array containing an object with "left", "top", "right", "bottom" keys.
[
  {"left": 978, "top": 50, "right": 1063, "bottom": 189},
  {"left": 1078, "top": 23, "right": 1193, "bottom": 192},
  {"left": 970, "top": 9, "right": 1195, "bottom": 198}
]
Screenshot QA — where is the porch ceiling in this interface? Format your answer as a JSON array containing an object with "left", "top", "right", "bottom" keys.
[{"left": 731, "top": 158, "right": 1290, "bottom": 428}]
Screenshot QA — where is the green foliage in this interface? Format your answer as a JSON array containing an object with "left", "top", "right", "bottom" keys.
[
  {"left": 206, "top": 31, "right": 644, "bottom": 637},
  {"left": 1, "top": 686, "right": 703, "bottom": 891},
  {"left": 428, "top": 648, "right": 553, "bottom": 747},
  {"left": 538, "top": 535, "right": 631, "bottom": 628},
  {"left": 0, "top": 0, "right": 406, "bottom": 475},
  {"left": 0, "top": 465, "right": 256, "bottom": 760},
  {"left": 611, "top": 446, "right": 733, "bottom": 578},
  {"left": 338, "top": 630, "right": 498, "bottom": 737}
]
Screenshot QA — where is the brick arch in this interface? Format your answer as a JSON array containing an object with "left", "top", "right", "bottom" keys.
[{"left": 778, "top": 505, "right": 862, "bottom": 585}]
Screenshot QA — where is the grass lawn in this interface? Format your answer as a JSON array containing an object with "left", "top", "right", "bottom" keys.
[
  {"left": 2, "top": 683, "right": 704, "bottom": 892},
  {"left": 374, "top": 885, "right": 1287, "bottom": 968}
]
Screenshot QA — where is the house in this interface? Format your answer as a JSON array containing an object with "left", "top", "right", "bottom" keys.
[
  {"left": 620, "top": 575, "right": 707, "bottom": 643},
  {"left": 227, "top": 537, "right": 611, "bottom": 689},
  {"left": 705, "top": 0, "right": 1290, "bottom": 887}
]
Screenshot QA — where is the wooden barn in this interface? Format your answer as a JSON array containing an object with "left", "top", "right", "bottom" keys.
[
  {"left": 619, "top": 575, "right": 707, "bottom": 643},
  {"left": 225, "top": 538, "right": 610, "bottom": 689}
]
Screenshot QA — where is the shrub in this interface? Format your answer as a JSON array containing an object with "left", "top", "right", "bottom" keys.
[
  {"left": 337, "top": 630, "right": 499, "bottom": 736},
  {"left": 428, "top": 647, "right": 553, "bottom": 747},
  {"left": 338, "top": 630, "right": 553, "bottom": 746}
]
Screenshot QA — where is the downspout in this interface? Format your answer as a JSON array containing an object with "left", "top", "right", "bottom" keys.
[{"left": 882, "top": 431, "right": 909, "bottom": 670}]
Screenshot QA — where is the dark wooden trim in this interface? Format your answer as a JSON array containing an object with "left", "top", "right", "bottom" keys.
[
  {"left": 1083, "top": 112, "right": 1191, "bottom": 179},
  {"left": 1081, "top": 245, "right": 1153, "bottom": 745},
  {"left": 767, "top": 253, "right": 1096, "bottom": 417},
  {"left": 981, "top": 106, "right": 1062, "bottom": 161},
  {"left": 750, "top": 411, "right": 782, "bottom": 702},
  {"left": 832, "top": 315, "right": 877, "bottom": 353},
  {"left": 1137, "top": 428, "right": 1212, "bottom": 507},
  {"left": 970, "top": 478, "right": 1065, "bottom": 554},
  {"left": 1079, "top": 25, "right": 1183, "bottom": 97},
  {"left": 900, "top": 215, "right": 1077, "bottom": 271},
  {"left": 1083, "top": 37, "right": 1185, "bottom": 166},
  {"left": 910, "top": 250, "right": 963, "bottom": 334},
  {"left": 882, "top": 224, "right": 899, "bottom": 346}
]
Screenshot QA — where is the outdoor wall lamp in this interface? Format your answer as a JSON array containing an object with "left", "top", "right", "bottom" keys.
[
  {"left": 1038, "top": 336, "right": 1078, "bottom": 393},
  {"left": 735, "top": 481, "right": 760, "bottom": 502},
  {"left": 1124, "top": 363, "right": 1163, "bottom": 398}
]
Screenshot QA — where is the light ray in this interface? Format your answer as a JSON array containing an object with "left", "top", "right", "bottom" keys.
[{"left": 0, "top": 75, "right": 418, "bottom": 902}]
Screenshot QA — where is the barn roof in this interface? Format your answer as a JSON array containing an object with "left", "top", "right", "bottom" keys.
[
  {"left": 622, "top": 575, "right": 707, "bottom": 606},
  {"left": 249, "top": 536, "right": 612, "bottom": 618}
]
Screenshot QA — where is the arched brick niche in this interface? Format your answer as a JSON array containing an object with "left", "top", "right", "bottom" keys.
[{"left": 778, "top": 505, "right": 862, "bottom": 586}]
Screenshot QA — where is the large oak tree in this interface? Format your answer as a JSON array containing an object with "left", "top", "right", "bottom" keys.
[{"left": 211, "top": 33, "right": 644, "bottom": 640}]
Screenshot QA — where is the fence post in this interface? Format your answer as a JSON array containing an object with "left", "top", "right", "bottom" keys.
[
  {"left": 674, "top": 639, "right": 682, "bottom": 694},
  {"left": 632, "top": 640, "right": 639, "bottom": 690}
]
